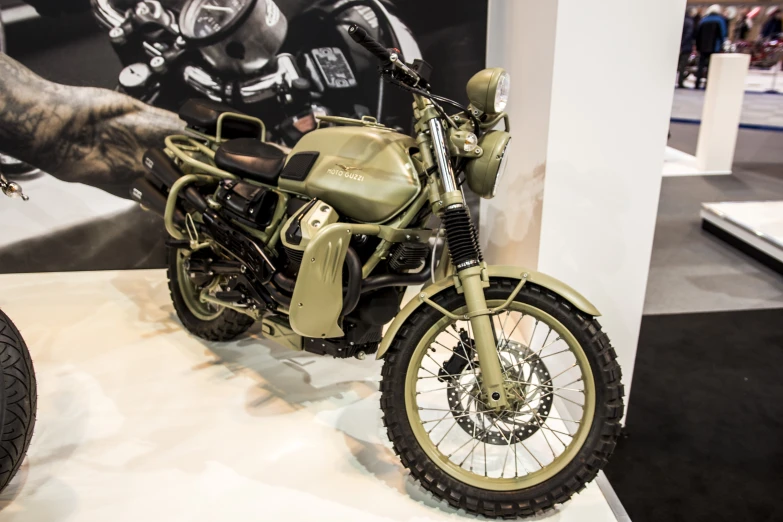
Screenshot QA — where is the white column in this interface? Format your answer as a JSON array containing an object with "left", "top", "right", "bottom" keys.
[
  {"left": 481, "top": 0, "right": 686, "bottom": 408},
  {"left": 480, "top": 0, "right": 558, "bottom": 269},
  {"left": 695, "top": 54, "right": 751, "bottom": 174}
]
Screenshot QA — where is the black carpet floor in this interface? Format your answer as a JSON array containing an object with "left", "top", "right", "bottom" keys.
[{"left": 604, "top": 308, "right": 783, "bottom": 522}]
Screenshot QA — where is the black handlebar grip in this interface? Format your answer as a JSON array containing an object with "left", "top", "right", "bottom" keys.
[{"left": 347, "top": 24, "right": 392, "bottom": 63}]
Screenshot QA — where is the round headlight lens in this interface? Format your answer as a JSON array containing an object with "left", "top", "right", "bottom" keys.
[
  {"left": 493, "top": 72, "right": 510, "bottom": 113},
  {"left": 492, "top": 140, "right": 511, "bottom": 197}
]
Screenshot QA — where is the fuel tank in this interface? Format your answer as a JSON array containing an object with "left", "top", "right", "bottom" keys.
[{"left": 278, "top": 126, "right": 422, "bottom": 223}]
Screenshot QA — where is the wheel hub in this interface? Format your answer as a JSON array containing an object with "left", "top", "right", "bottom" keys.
[{"left": 445, "top": 338, "right": 553, "bottom": 445}]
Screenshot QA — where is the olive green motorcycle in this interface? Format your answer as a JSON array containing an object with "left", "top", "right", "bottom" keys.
[{"left": 131, "top": 24, "right": 624, "bottom": 518}]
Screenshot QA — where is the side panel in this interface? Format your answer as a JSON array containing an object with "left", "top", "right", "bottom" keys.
[
  {"left": 376, "top": 265, "right": 601, "bottom": 359},
  {"left": 279, "top": 127, "right": 421, "bottom": 223},
  {"left": 289, "top": 223, "right": 352, "bottom": 338},
  {"left": 289, "top": 222, "right": 381, "bottom": 338}
]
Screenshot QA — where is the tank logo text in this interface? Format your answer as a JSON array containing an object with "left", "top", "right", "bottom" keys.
[{"left": 328, "top": 164, "right": 364, "bottom": 181}]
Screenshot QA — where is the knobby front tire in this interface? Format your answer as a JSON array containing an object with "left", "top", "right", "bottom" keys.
[{"left": 380, "top": 279, "right": 624, "bottom": 518}]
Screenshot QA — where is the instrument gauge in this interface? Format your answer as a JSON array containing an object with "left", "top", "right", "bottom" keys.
[{"left": 180, "top": 0, "right": 256, "bottom": 44}]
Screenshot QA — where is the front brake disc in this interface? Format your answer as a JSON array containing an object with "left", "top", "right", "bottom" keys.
[{"left": 446, "top": 340, "right": 553, "bottom": 445}]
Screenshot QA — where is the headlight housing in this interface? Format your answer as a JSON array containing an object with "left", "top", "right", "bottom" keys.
[
  {"left": 465, "top": 131, "right": 511, "bottom": 199},
  {"left": 466, "top": 68, "right": 510, "bottom": 115}
]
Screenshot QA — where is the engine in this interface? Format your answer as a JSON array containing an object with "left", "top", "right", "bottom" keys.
[{"left": 136, "top": 148, "right": 396, "bottom": 359}]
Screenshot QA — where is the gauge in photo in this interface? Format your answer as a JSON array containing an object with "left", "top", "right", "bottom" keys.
[{"left": 180, "top": 0, "right": 255, "bottom": 43}]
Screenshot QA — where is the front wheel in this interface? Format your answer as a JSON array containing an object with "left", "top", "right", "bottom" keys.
[{"left": 380, "top": 279, "right": 624, "bottom": 518}]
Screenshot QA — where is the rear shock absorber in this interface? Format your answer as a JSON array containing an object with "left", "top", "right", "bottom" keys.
[{"left": 442, "top": 206, "right": 483, "bottom": 272}]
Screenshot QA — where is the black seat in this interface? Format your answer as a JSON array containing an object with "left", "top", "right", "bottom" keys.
[
  {"left": 178, "top": 99, "right": 259, "bottom": 139},
  {"left": 215, "top": 138, "right": 287, "bottom": 185}
]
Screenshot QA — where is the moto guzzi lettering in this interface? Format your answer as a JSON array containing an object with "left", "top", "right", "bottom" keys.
[{"left": 327, "top": 166, "right": 365, "bottom": 181}]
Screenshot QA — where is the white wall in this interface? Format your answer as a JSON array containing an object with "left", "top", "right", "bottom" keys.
[
  {"left": 481, "top": 0, "right": 558, "bottom": 269},
  {"left": 482, "top": 0, "right": 686, "bottom": 408}
]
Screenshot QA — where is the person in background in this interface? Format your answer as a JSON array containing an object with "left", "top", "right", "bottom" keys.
[
  {"left": 692, "top": 7, "right": 703, "bottom": 28},
  {"left": 677, "top": 11, "right": 696, "bottom": 89},
  {"left": 735, "top": 8, "right": 753, "bottom": 41},
  {"left": 695, "top": 5, "right": 727, "bottom": 89},
  {"left": 762, "top": 8, "right": 782, "bottom": 40},
  {"left": 722, "top": 6, "right": 736, "bottom": 42}
]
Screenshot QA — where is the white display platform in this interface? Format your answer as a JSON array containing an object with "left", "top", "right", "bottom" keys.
[
  {"left": 662, "top": 146, "right": 731, "bottom": 177},
  {"left": 681, "top": 63, "right": 782, "bottom": 93},
  {"left": 0, "top": 270, "right": 622, "bottom": 522},
  {"left": 701, "top": 201, "right": 783, "bottom": 267}
]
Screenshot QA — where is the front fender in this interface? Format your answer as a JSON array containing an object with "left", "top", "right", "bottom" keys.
[{"left": 377, "top": 265, "right": 600, "bottom": 359}]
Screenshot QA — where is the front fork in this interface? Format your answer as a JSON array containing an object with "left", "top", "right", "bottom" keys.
[
  {"left": 459, "top": 267, "right": 509, "bottom": 410},
  {"left": 427, "top": 118, "right": 509, "bottom": 410}
]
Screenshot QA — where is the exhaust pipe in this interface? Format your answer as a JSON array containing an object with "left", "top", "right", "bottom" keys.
[
  {"left": 143, "top": 148, "right": 182, "bottom": 188},
  {"left": 130, "top": 178, "right": 185, "bottom": 226}
]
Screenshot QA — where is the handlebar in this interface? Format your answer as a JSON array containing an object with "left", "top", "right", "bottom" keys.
[
  {"left": 347, "top": 23, "right": 422, "bottom": 87},
  {"left": 347, "top": 24, "right": 392, "bottom": 63}
]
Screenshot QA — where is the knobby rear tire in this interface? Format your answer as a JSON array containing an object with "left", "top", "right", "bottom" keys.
[
  {"left": 0, "top": 309, "right": 36, "bottom": 492},
  {"left": 379, "top": 279, "right": 624, "bottom": 518},
  {"left": 166, "top": 247, "right": 254, "bottom": 342}
]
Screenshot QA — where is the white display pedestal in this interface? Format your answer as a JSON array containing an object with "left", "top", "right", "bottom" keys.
[
  {"left": 0, "top": 270, "right": 622, "bottom": 522},
  {"left": 481, "top": 0, "right": 686, "bottom": 409},
  {"left": 695, "top": 54, "right": 751, "bottom": 174},
  {"left": 663, "top": 146, "right": 731, "bottom": 177},
  {"left": 701, "top": 201, "right": 783, "bottom": 269}
]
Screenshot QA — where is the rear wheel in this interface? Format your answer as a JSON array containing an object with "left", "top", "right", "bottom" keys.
[
  {"left": 380, "top": 279, "right": 624, "bottom": 518},
  {"left": 0, "top": 309, "right": 36, "bottom": 492},
  {"left": 167, "top": 247, "right": 254, "bottom": 341}
]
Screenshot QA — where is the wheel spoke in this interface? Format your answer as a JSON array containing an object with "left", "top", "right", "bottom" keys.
[
  {"left": 543, "top": 363, "right": 578, "bottom": 383},
  {"left": 533, "top": 421, "right": 575, "bottom": 439},
  {"left": 528, "top": 390, "right": 585, "bottom": 408},
  {"left": 506, "top": 380, "right": 584, "bottom": 393},
  {"left": 533, "top": 413, "right": 569, "bottom": 449}
]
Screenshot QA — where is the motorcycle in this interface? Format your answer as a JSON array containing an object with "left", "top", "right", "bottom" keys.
[
  {"left": 130, "top": 24, "right": 624, "bottom": 518},
  {"left": 0, "top": 174, "right": 37, "bottom": 493},
  {"left": 735, "top": 34, "right": 783, "bottom": 69},
  {"left": 92, "top": 0, "right": 420, "bottom": 146}
]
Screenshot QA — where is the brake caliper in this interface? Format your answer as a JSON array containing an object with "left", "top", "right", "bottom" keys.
[{"left": 438, "top": 328, "right": 475, "bottom": 382}]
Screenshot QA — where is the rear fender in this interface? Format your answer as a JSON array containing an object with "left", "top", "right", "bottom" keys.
[{"left": 376, "top": 265, "right": 600, "bottom": 359}]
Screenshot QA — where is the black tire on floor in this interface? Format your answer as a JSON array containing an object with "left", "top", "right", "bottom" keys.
[
  {"left": 0, "top": 309, "right": 37, "bottom": 492},
  {"left": 380, "top": 279, "right": 625, "bottom": 519},
  {"left": 166, "top": 247, "right": 254, "bottom": 342}
]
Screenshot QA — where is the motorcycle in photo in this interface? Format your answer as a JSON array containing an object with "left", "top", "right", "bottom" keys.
[
  {"left": 0, "top": 174, "right": 37, "bottom": 493},
  {"left": 92, "top": 0, "right": 421, "bottom": 146},
  {"left": 129, "top": 22, "right": 624, "bottom": 518}
]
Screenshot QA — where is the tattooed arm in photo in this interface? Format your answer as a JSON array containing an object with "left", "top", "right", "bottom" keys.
[{"left": 0, "top": 53, "right": 185, "bottom": 199}]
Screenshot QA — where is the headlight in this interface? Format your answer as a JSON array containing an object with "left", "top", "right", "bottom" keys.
[
  {"left": 493, "top": 71, "right": 510, "bottom": 113},
  {"left": 466, "top": 68, "right": 510, "bottom": 115},
  {"left": 464, "top": 131, "right": 512, "bottom": 199}
]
